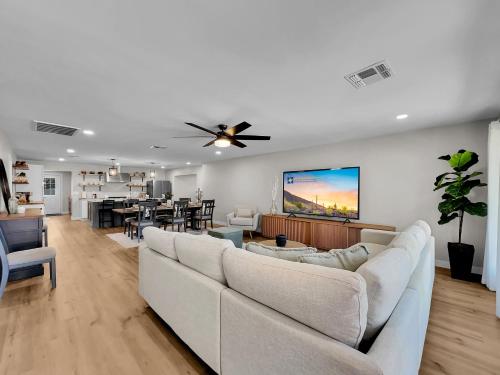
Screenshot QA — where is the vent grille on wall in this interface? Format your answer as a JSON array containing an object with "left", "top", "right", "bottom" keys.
[
  {"left": 344, "top": 60, "right": 393, "bottom": 89},
  {"left": 33, "top": 121, "right": 80, "bottom": 136}
]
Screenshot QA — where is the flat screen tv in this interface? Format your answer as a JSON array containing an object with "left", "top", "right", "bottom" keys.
[{"left": 283, "top": 167, "right": 360, "bottom": 219}]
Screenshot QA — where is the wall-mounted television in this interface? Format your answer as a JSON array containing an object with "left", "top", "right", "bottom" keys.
[{"left": 283, "top": 167, "right": 360, "bottom": 220}]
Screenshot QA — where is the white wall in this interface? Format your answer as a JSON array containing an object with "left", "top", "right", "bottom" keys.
[
  {"left": 0, "top": 128, "right": 16, "bottom": 213},
  {"left": 167, "top": 121, "right": 490, "bottom": 269}
]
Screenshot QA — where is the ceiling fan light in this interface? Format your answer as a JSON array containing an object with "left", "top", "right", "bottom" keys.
[{"left": 214, "top": 138, "right": 231, "bottom": 148}]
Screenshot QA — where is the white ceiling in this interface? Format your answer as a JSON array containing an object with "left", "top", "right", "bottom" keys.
[{"left": 1, "top": 0, "right": 499, "bottom": 168}]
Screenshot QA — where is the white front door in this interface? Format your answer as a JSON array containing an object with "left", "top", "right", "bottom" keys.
[{"left": 43, "top": 173, "right": 62, "bottom": 215}]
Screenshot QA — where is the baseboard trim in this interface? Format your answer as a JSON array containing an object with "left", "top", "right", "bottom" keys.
[{"left": 436, "top": 259, "right": 483, "bottom": 275}]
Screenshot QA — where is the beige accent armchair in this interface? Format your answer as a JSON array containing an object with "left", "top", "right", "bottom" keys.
[{"left": 226, "top": 207, "right": 261, "bottom": 238}]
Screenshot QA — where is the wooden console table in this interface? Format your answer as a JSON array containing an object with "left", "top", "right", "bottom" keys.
[{"left": 261, "top": 214, "right": 395, "bottom": 250}]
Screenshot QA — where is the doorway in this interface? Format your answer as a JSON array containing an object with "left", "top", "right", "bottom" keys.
[{"left": 43, "top": 173, "right": 62, "bottom": 215}]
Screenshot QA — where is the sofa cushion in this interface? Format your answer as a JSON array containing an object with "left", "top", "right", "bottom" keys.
[
  {"left": 298, "top": 252, "right": 345, "bottom": 269},
  {"left": 175, "top": 234, "right": 234, "bottom": 284},
  {"left": 230, "top": 217, "right": 253, "bottom": 226},
  {"left": 356, "top": 247, "right": 412, "bottom": 339},
  {"left": 143, "top": 226, "right": 178, "bottom": 260},
  {"left": 236, "top": 208, "right": 253, "bottom": 218},
  {"left": 223, "top": 247, "right": 368, "bottom": 348},
  {"left": 357, "top": 242, "right": 387, "bottom": 258},
  {"left": 246, "top": 242, "right": 317, "bottom": 262}
]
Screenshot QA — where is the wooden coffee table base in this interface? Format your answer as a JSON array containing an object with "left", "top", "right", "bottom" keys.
[{"left": 259, "top": 239, "right": 307, "bottom": 248}]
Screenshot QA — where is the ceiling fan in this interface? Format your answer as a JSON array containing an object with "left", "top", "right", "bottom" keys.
[{"left": 173, "top": 121, "right": 271, "bottom": 148}]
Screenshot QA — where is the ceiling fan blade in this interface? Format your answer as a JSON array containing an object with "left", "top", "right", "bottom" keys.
[
  {"left": 230, "top": 139, "right": 247, "bottom": 148},
  {"left": 232, "top": 135, "right": 271, "bottom": 141},
  {"left": 185, "top": 122, "right": 218, "bottom": 136},
  {"left": 226, "top": 121, "right": 252, "bottom": 136},
  {"left": 203, "top": 139, "right": 216, "bottom": 147},
  {"left": 172, "top": 136, "right": 213, "bottom": 139}
]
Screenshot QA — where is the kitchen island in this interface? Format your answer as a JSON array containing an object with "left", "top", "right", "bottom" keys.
[{"left": 87, "top": 199, "right": 127, "bottom": 228}]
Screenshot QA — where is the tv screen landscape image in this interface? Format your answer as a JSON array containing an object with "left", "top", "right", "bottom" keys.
[{"left": 283, "top": 167, "right": 360, "bottom": 219}]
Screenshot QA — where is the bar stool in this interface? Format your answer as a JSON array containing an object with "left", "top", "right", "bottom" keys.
[{"left": 99, "top": 200, "right": 115, "bottom": 228}]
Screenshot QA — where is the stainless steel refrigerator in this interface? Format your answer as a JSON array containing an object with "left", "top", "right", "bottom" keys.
[{"left": 146, "top": 180, "right": 172, "bottom": 198}]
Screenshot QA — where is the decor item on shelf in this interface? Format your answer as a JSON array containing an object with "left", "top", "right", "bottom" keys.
[
  {"left": 173, "top": 121, "right": 271, "bottom": 148},
  {"left": 434, "top": 149, "right": 487, "bottom": 280},
  {"left": 17, "top": 194, "right": 27, "bottom": 205},
  {"left": 15, "top": 192, "right": 30, "bottom": 202},
  {"left": 108, "top": 159, "right": 118, "bottom": 176},
  {"left": 13, "top": 172, "right": 28, "bottom": 184},
  {"left": 80, "top": 170, "right": 87, "bottom": 175},
  {"left": 270, "top": 176, "right": 278, "bottom": 215},
  {"left": 275, "top": 234, "right": 287, "bottom": 247},
  {"left": 13, "top": 160, "right": 28, "bottom": 169},
  {"left": 8, "top": 197, "right": 18, "bottom": 214}
]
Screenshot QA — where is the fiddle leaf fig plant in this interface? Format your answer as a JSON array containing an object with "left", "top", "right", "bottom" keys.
[{"left": 434, "top": 150, "right": 487, "bottom": 243}]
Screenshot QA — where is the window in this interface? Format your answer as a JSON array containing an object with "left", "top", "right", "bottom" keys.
[{"left": 43, "top": 177, "right": 56, "bottom": 196}]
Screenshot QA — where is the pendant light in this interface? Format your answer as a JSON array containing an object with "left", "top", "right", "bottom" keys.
[{"left": 109, "top": 158, "right": 118, "bottom": 176}]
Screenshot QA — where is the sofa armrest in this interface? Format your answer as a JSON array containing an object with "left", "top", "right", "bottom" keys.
[
  {"left": 360, "top": 229, "right": 399, "bottom": 246},
  {"left": 226, "top": 212, "right": 235, "bottom": 226}
]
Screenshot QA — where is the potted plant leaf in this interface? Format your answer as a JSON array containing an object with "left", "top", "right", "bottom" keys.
[{"left": 434, "top": 150, "right": 487, "bottom": 280}]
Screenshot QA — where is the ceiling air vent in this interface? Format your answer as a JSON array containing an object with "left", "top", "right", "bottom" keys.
[
  {"left": 344, "top": 60, "right": 393, "bottom": 89},
  {"left": 33, "top": 121, "right": 80, "bottom": 136}
]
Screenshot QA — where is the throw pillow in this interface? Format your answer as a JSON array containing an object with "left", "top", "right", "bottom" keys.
[
  {"left": 299, "top": 244, "right": 370, "bottom": 271},
  {"left": 236, "top": 208, "right": 253, "bottom": 218},
  {"left": 245, "top": 242, "right": 317, "bottom": 262}
]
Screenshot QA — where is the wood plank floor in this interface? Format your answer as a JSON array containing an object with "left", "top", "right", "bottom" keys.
[{"left": 0, "top": 215, "right": 498, "bottom": 374}]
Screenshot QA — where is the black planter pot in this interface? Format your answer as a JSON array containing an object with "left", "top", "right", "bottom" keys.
[
  {"left": 448, "top": 242, "right": 474, "bottom": 280},
  {"left": 275, "top": 234, "right": 287, "bottom": 247}
]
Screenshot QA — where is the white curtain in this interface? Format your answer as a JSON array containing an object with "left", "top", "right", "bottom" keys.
[{"left": 482, "top": 121, "right": 500, "bottom": 316}]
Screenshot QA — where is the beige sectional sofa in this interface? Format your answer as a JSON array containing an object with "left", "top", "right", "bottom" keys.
[{"left": 138, "top": 220, "right": 435, "bottom": 375}]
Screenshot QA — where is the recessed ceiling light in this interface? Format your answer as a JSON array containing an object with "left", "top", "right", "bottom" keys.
[
  {"left": 116, "top": 162, "right": 120, "bottom": 166},
  {"left": 396, "top": 114, "right": 408, "bottom": 120},
  {"left": 58, "top": 157, "right": 65, "bottom": 162},
  {"left": 161, "top": 166, "right": 165, "bottom": 169},
  {"left": 83, "top": 129, "right": 95, "bottom": 135},
  {"left": 66, "top": 148, "right": 75, "bottom": 153},
  {"left": 186, "top": 162, "right": 191, "bottom": 165},
  {"left": 215, "top": 150, "right": 222, "bottom": 155}
]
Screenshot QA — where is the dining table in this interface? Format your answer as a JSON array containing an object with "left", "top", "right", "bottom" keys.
[{"left": 112, "top": 203, "right": 203, "bottom": 230}]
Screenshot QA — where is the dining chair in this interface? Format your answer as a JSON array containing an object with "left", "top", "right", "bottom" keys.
[
  {"left": 162, "top": 200, "right": 189, "bottom": 232},
  {"left": 193, "top": 199, "right": 215, "bottom": 231},
  {"left": 123, "top": 199, "right": 139, "bottom": 236},
  {"left": 129, "top": 201, "right": 158, "bottom": 242},
  {"left": 0, "top": 226, "right": 56, "bottom": 299}
]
